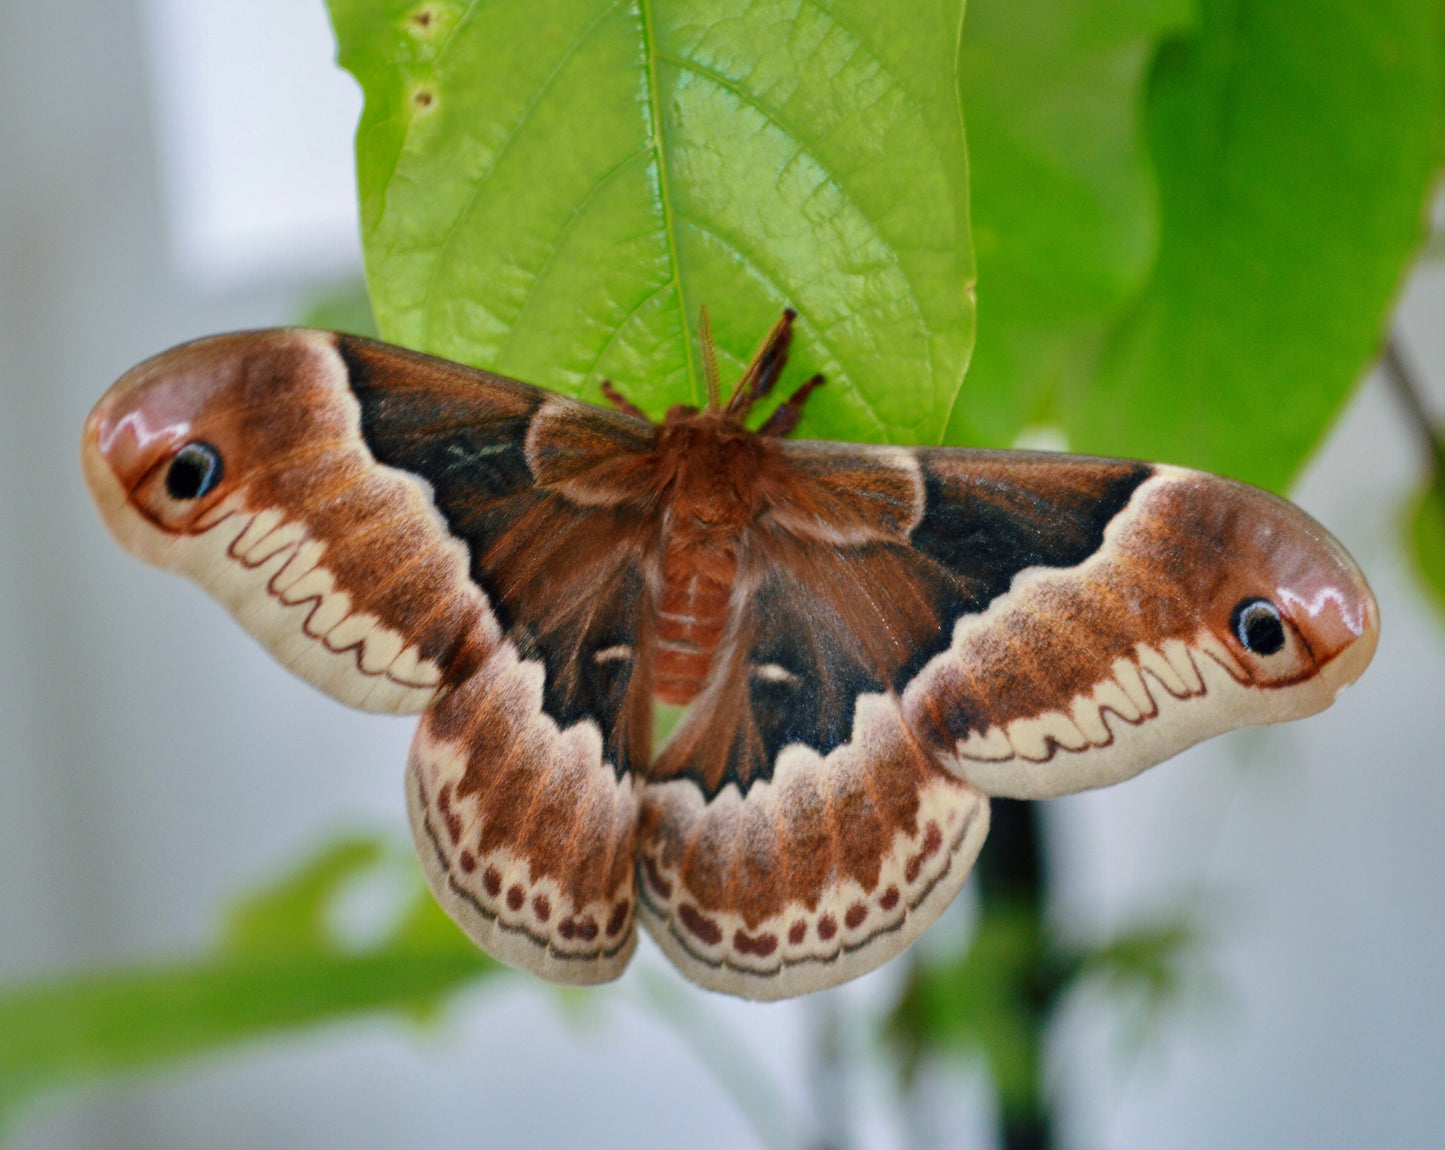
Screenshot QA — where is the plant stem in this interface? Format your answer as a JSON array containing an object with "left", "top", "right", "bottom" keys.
[
  {"left": 973, "top": 798, "right": 1053, "bottom": 1150},
  {"left": 1382, "top": 336, "right": 1445, "bottom": 484}
]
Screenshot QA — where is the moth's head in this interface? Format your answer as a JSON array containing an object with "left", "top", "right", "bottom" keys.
[
  {"left": 1182, "top": 474, "right": 1378, "bottom": 707},
  {"left": 81, "top": 330, "right": 331, "bottom": 559}
]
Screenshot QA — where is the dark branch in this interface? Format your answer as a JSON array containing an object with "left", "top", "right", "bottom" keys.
[{"left": 1382, "top": 336, "right": 1445, "bottom": 480}]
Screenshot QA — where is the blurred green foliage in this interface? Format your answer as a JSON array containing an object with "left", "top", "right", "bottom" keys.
[
  {"left": 892, "top": 900, "right": 1203, "bottom": 1127},
  {"left": 1064, "top": 0, "right": 1445, "bottom": 493},
  {"left": 11, "top": 0, "right": 1444, "bottom": 1140},
  {"left": 1410, "top": 483, "right": 1445, "bottom": 621},
  {"left": 297, "top": 278, "right": 380, "bottom": 338},
  {"left": 948, "top": 0, "right": 1195, "bottom": 446},
  {"left": 0, "top": 840, "right": 501, "bottom": 1136}
]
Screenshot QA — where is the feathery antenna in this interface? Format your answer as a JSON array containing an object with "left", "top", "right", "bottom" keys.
[{"left": 699, "top": 307, "right": 721, "bottom": 411}]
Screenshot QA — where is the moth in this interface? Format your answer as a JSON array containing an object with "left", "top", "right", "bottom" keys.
[{"left": 82, "top": 311, "right": 1378, "bottom": 1000}]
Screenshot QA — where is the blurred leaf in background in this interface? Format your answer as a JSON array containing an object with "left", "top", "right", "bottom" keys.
[
  {"left": 1390, "top": 338, "right": 1445, "bottom": 630},
  {"left": 1409, "top": 482, "right": 1445, "bottom": 622},
  {"left": 948, "top": 0, "right": 1196, "bottom": 447},
  {"left": 891, "top": 900, "right": 1206, "bottom": 1132},
  {"left": 299, "top": 278, "right": 380, "bottom": 337},
  {"left": 1063, "top": 0, "right": 1444, "bottom": 492},
  {"left": 0, "top": 839, "right": 502, "bottom": 1136}
]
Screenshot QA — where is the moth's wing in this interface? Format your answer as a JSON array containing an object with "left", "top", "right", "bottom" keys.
[
  {"left": 362, "top": 337, "right": 664, "bottom": 983},
  {"left": 636, "top": 444, "right": 992, "bottom": 1000},
  {"left": 638, "top": 672, "right": 990, "bottom": 1000},
  {"left": 407, "top": 658, "right": 641, "bottom": 984},
  {"left": 637, "top": 441, "right": 1376, "bottom": 999},
  {"left": 82, "top": 329, "right": 659, "bottom": 984},
  {"left": 884, "top": 447, "right": 1376, "bottom": 799}
]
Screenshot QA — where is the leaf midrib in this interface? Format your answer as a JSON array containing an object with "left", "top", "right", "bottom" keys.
[{"left": 638, "top": 0, "right": 700, "bottom": 403}]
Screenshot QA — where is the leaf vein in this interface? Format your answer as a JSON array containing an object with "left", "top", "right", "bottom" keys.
[
  {"left": 578, "top": 280, "right": 679, "bottom": 399},
  {"left": 637, "top": 0, "right": 699, "bottom": 403},
  {"left": 494, "top": 146, "right": 654, "bottom": 364},
  {"left": 656, "top": 49, "right": 935, "bottom": 398}
]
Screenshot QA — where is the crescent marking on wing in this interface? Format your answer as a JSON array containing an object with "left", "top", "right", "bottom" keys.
[{"left": 155, "top": 500, "right": 446, "bottom": 712}]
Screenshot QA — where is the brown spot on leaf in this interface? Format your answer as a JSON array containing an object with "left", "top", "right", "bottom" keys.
[{"left": 413, "top": 89, "right": 434, "bottom": 109}]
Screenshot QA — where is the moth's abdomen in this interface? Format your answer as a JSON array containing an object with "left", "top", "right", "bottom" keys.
[{"left": 654, "top": 536, "right": 735, "bottom": 705}]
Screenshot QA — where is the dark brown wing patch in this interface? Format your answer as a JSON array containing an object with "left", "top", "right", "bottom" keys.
[
  {"left": 336, "top": 336, "right": 660, "bottom": 775},
  {"left": 900, "top": 451, "right": 1152, "bottom": 683}
]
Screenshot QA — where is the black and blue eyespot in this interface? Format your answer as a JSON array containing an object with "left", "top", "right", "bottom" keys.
[
  {"left": 1232, "top": 597, "right": 1286, "bottom": 656},
  {"left": 164, "top": 442, "right": 224, "bottom": 501}
]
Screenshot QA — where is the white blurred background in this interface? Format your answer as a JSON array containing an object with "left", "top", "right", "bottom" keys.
[{"left": 1, "top": 1, "right": 1442, "bottom": 1147}]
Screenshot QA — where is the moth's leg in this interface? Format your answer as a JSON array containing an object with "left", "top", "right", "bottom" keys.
[
  {"left": 600, "top": 379, "right": 649, "bottom": 421},
  {"left": 758, "top": 374, "right": 825, "bottom": 437},
  {"left": 727, "top": 308, "right": 797, "bottom": 416},
  {"left": 407, "top": 656, "right": 640, "bottom": 986}
]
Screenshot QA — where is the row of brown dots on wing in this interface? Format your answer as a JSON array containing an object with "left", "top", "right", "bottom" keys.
[{"left": 660, "top": 815, "right": 945, "bottom": 958}]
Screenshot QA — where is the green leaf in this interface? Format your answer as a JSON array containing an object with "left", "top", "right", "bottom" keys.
[
  {"left": 1064, "top": 0, "right": 1445, "bottom": 491},
  {"left": 222, "top": 837, "right": 384, "bottom": 958},
  {"left": 947, "top": 0, "right": 1196, "bottom": 446},
  {"left": 0, "top": 839, "right": 501, "bottom": 1133},
  {"left": 1408, "top": 480, "right": 1445, "bottom": 624},
  {"left": 327, "top": 0, "right": 975, "bottom": 444}
]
